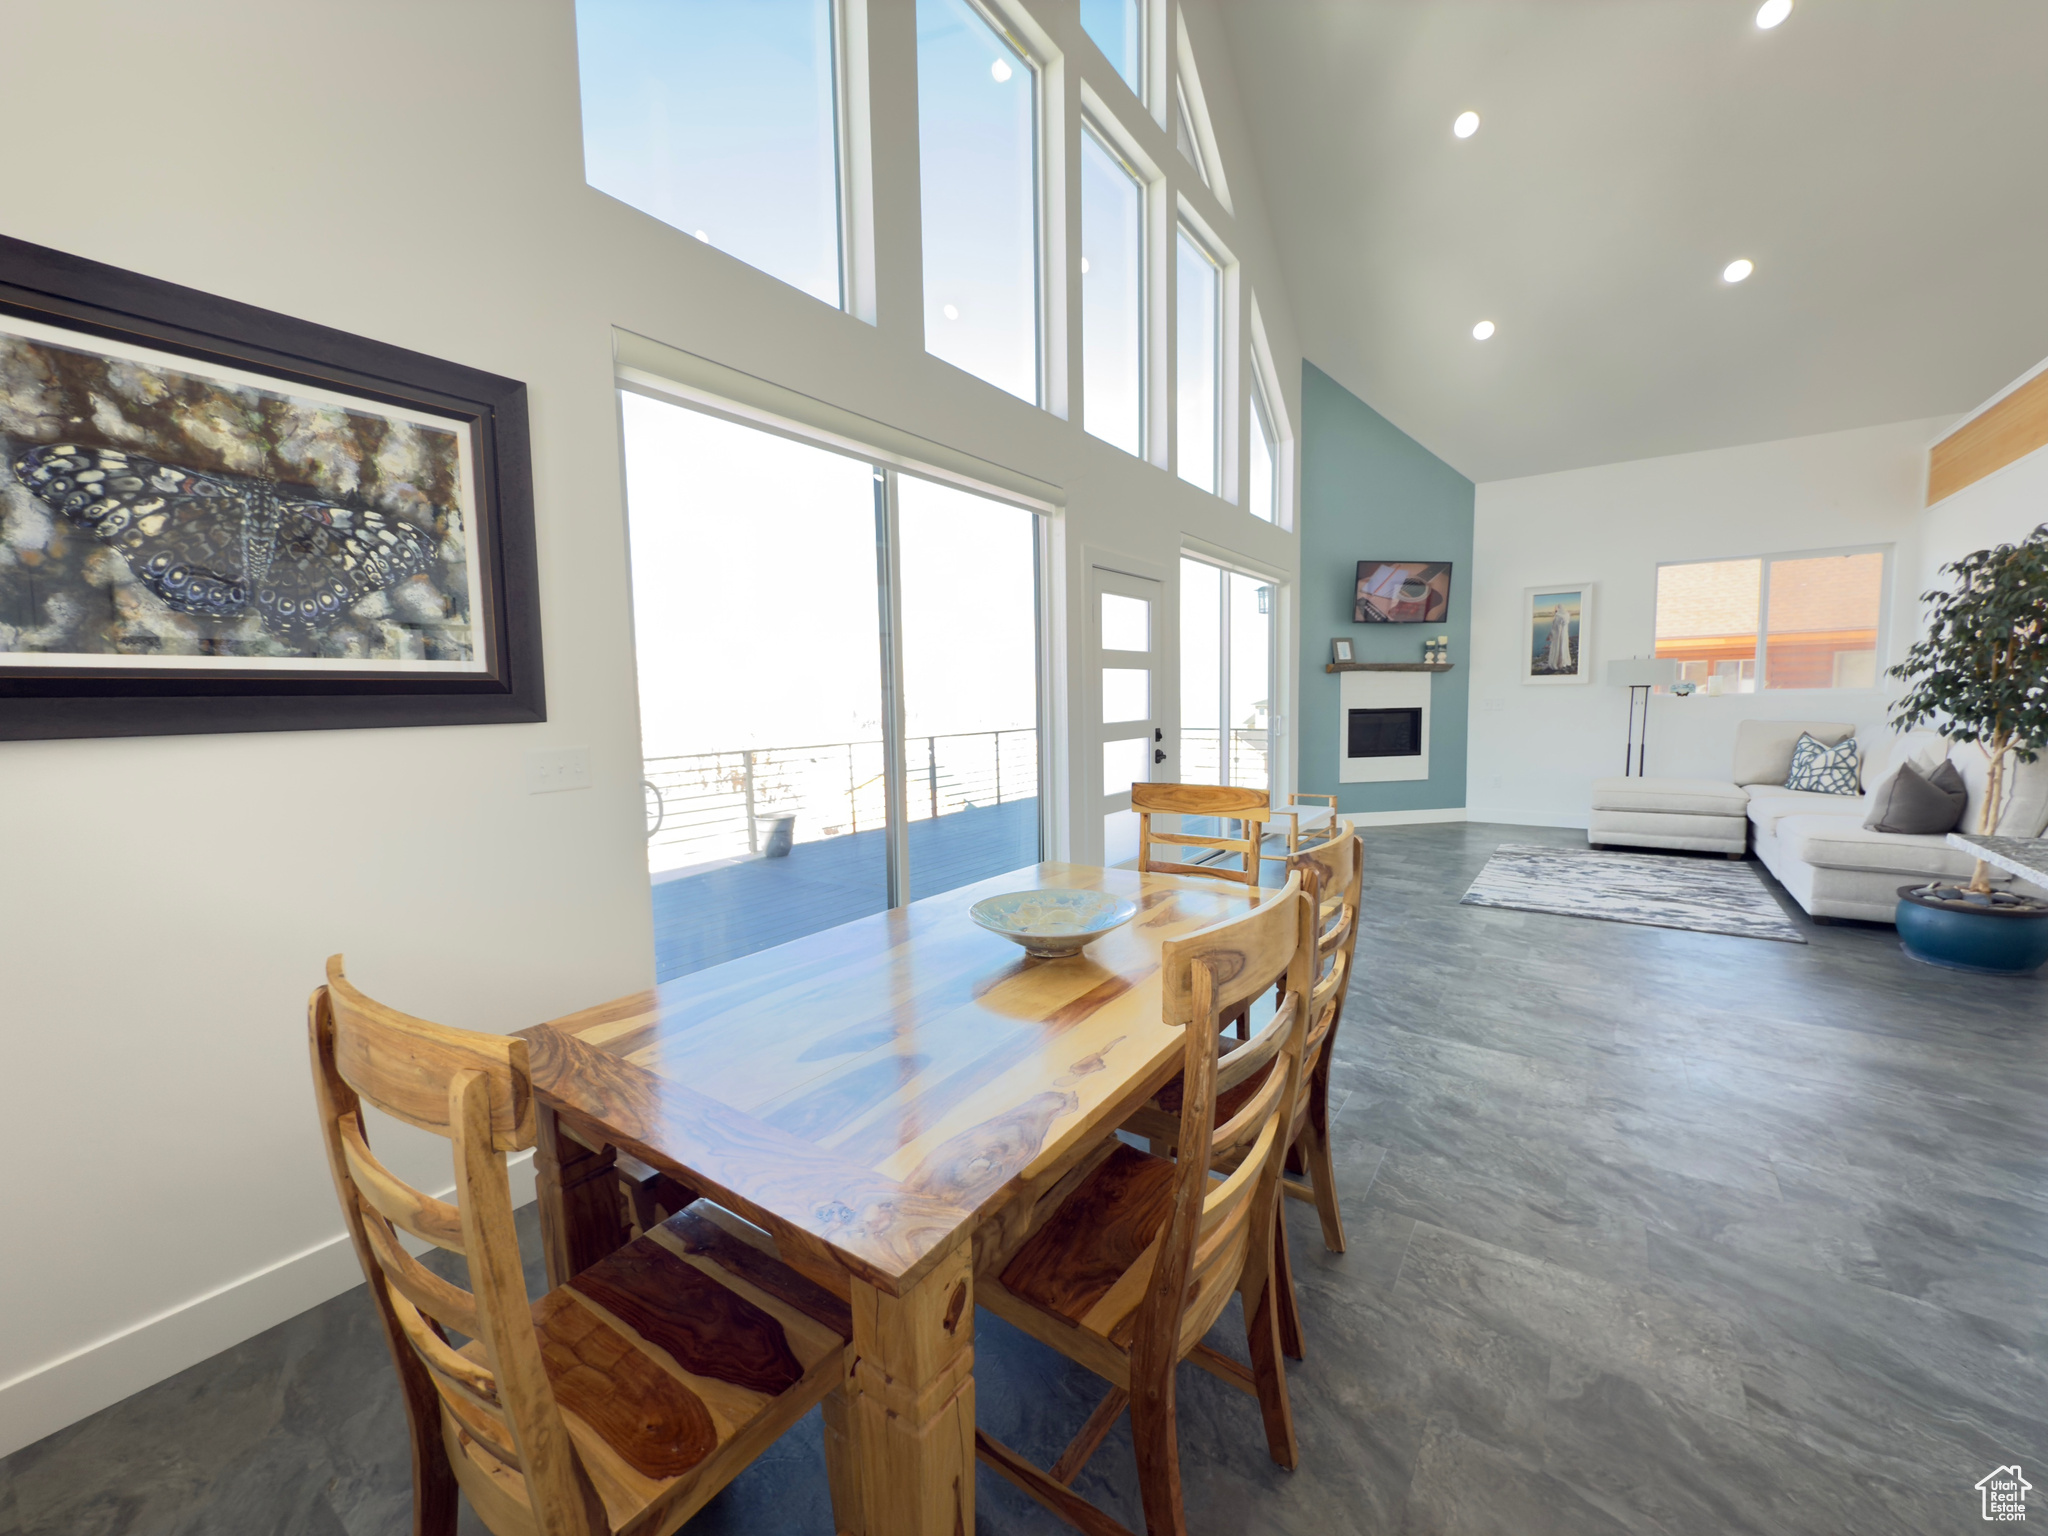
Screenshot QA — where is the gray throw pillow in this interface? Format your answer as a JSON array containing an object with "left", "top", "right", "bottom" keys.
[{"left": 1863, "top": 758, "right": 1968, "bottom": 835}]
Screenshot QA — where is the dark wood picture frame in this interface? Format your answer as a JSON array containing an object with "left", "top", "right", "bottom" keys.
[{"left": 0, "top": 233, "right": 543, "bottom": 740}]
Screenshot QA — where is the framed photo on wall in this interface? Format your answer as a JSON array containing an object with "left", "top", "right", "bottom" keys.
[
  {"left": 0, "top": 233, "right": 542, "bottom": 740},
  {"left": 1523, "top": 584, "right": 1593, "bottom": 684}
]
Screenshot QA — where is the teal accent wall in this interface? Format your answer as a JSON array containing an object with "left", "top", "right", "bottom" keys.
[{"left": 1299, "top": 362, "right": 1475, "bottom": 813}]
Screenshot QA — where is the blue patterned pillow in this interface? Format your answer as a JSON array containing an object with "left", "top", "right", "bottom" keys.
[{"left": 1784, "top": 733, "right": 1861, "bottom": 795}]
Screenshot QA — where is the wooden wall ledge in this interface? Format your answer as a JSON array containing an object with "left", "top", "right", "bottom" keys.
[{"left": 1928, "top": 364, "right": 2048, "bottom": 505}]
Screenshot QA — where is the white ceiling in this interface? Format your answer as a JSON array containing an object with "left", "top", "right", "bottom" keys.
[{"left": 1220, "top": 0, "right": 2048, "bottom": 482}]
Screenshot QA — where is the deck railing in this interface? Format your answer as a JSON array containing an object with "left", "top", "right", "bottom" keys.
[
  {"left": 1178, "top": 727, "right": 1272, "bottom": 791},
  {"left": 645, "top": 728, "right": 1039, "bottom": 870}
]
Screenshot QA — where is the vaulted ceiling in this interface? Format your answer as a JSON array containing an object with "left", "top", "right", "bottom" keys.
[{"left": 1222, "top": 0, "right": 2048, "bottom": 482}]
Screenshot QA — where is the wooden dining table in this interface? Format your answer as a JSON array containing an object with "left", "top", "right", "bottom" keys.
[{"left": 516, "top": 860, "right": 1270, "bottom": 1536}]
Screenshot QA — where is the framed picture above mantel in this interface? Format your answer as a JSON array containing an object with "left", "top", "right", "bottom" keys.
[
  {"left": 1523, "top": 583, "right": 1593, "bottom": 685},
  {"left": 0, "top": 233, "right": 543, "bottom": 740}
]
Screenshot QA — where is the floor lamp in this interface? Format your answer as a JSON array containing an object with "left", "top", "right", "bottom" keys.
[{"left": 1606, "top": 658, "right": 1679, "bottom": 777}]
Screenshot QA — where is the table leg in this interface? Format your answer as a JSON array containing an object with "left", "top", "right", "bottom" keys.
[
  {"left": 533, "top": 1105, "right": 632, "bottom": 1289},
  {"left": 839, "top": 1233, "right": 975, "bottom": 1536}
]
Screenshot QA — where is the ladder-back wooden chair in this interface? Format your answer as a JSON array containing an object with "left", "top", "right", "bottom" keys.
[
  {"left": 1125, "top": 823, "right": 1363, "bottom": 1363},
  {"left": 309, "top": 956, "right": 855, "bottom": 1536},
  {"left": 1284, "top": 822, "right": 1362, "bottom": 1230},
  {"left": 1263, "top": 791, "right": 1340, "bottom": 871},
  {"left": 1132, "top": 782, "right": 1272, "bottom": 888},
  {"left": 974, "top": 876, "right": 1316, "bottom": 1536}
]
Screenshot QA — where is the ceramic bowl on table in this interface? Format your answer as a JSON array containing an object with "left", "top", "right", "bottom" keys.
[{"left": 970, "top": 889, "right": 1139, "bottom": 959}]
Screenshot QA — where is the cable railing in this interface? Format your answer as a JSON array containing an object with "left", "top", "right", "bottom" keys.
[
  {"left": 1178, "top": 727, "right": 1272, "bottom": 792},
  {"left": 644, "top": 728, "right": 1039, "bottom": 870}
]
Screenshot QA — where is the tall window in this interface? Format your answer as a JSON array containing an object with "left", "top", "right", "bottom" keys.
[
  {"left": 624, "top": 393, "right": 1041, "bottom": 982},
  {"left": 1655, "top": 548, "right": 1885, "bottom": 692},
  {"left": 1180, "top": 557, "right": 1274, "bottom": 790},
  {"left": 1176, "top": 228, "right": 1220, "bottom": 493},
  {"left": 1080, "top": 0, "right": 1142, "bottom": 95},
  {"left": 1248, "top": 377, "right": 1278, "bottom": 522},
  {"left": 1081, "top": 126, "right": 1143, "bottom": 456},
  {"left": 918, "top": 0, "right": 1040, "bottom": 404},
  {"left": 577, "top": 0, "right": 843, "bottom": 307}
]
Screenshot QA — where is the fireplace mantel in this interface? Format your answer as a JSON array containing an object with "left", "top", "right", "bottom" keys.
[{"left": 1325, "top": 661, "right": 1454, "bottom": 674}]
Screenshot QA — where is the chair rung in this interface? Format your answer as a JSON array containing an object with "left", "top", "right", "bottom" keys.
[
  {"left": 1188, "top": 1341, "right": 1258, "bottom": 1397},
  {"left": 1148, "top": 831, "right": 1251, "bottom": 851},
  {"left": 1050, "top": 1387, "right": 1129, "bottom": 1484},
  {"left": 1281, "top": 1178, "right": 1315, "bottom": 1203},
  {"left": 976, "top": 1429, "right": 1139, "bottom": 1536}
]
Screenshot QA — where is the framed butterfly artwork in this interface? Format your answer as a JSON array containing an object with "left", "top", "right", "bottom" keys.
[{"left": 0, "top": 233, "right": 542, "bottom": 739}]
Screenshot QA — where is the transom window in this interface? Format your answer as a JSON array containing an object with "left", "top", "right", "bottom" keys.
[
  {"left": 1175, "top": 227, "right": 1220, "bottom": 493},
  {"left": 1081, "top": 124, "right": 1145, "bottom": 456},
  {"left": 576, "top": 0, "right": 844, "bottom": 308},
  {"left": 1248, "top": 374, "right": 1278, "bottom": 522},
  {"left": 1079, "top": 0, "right": 1143, "bottom": 96},
  {"left": 1654, "top": 548, "right": 1887, "bottom": 692},
  {"left": 917, "top": 0, "right": 1041, "bottom": 404}
]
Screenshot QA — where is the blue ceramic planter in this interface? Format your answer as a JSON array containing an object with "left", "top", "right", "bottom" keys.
[{"left": 1896, "top": 885, "right": 2048, "bottom": 975}]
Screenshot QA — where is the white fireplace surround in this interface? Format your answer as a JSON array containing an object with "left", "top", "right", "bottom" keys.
[{"left": 1339, "top": 670, "right": 1432, "bottom": 783}]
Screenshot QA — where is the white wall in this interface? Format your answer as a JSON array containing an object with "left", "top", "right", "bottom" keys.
[
  {"left": 0, "top": 0, "right": 1302, "bottom": 1456},
  {"left": 1465, "top": 416, "right": 1953, "bottom": 826}
]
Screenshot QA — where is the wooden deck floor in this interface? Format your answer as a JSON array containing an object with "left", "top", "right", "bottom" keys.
[{"left": 650, "top": 797, "right": 1042, "bottom": 981}]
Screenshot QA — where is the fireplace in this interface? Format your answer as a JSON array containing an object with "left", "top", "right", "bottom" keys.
[
  {"left": 1349, "top": 707, "right": 1423, "bottom": 759},
  {"left": 1338, "top": 670, "right": 1431, "bottom": 783}
]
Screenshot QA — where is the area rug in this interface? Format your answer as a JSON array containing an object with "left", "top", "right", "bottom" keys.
[{"left": 1459, "top": 843, "right": 1807, "bottom": 944}]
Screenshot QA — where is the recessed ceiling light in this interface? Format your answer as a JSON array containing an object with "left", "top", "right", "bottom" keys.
[
  {"left": 1080, "top": 257, "right": 1091, "bottom": 274},
  {"left": 1472, "top": 320, "right": 1496, "bottom": 340},
  {"left": 1723, "top": 258, "right": 1755, "bottom": 283},
  {"left": 1453, "top": 111, "right": 1480, "bottom": 139},
  {"left": 943, "top": 303, "right": 960, "bottom": 320},
  {"left": 990, "top": 58, "right": 1013, "bottom": 82},
  {"left": 693, "top": 229, "right": 709, "bottom": 241},
  {"left": 1755, "top": 0, "right": 1791, "bottom": 28}
]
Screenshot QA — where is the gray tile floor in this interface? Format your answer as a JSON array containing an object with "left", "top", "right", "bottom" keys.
[{"left": 4, "top": 823, "right": 2043, "bottom": 1534}]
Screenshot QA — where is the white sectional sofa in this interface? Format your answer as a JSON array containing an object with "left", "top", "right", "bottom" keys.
[{"left": 1591, "top": 719, "right": 2048, "bottom": 923}]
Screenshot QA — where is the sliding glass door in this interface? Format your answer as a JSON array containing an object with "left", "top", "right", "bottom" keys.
[
  {"left": 1180, "top": 555, "right": 1275, "bottom": 792},
  {"left": 897, "top": 476, "right": 1041, "bottom": 900},
  {"left": 622, "top": 391, "right": 1042, "bottom": 981}
]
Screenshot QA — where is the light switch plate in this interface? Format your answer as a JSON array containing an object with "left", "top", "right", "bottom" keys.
[{"left": 526, "top": 748, "right": 591, "bottom": 794}]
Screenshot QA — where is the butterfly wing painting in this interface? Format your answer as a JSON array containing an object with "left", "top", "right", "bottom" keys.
[
  {"left": 0, "top": 233, "right": 539, "bottom": 739},
  {"left": 11, "top": 444, "right": 436, "bottom": 642}
]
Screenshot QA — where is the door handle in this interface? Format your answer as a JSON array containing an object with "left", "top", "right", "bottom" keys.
[
  {"left": 1153, "top": 749, "right": 1167, "bottom": 764},
  {"left": 1154, "top": 727, "right": 1163, "bottom": 741}
]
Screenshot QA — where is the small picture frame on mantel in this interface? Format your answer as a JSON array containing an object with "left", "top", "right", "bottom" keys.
[{"left": 1332, "top": 637, "right": 1355, "bottom": 665}]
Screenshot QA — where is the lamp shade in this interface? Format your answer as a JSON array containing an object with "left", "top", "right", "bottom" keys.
[{"left": 1607, "top": 657, "right": 1678, "bottom": 688}]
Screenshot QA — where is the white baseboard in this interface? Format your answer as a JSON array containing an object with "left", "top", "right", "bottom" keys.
[
  {"left": 0, "top": 1151, "right": 535, "bottom": 1461},
  {"left": 1346, "top": 806, "right": 1468, "bottom": 827},
  {"left": 1463, "top": 807, "right": 1591, "bottom": 830}
]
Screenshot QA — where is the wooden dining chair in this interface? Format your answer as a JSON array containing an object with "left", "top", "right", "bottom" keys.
[
  {"left": 1263, "top": 791, "right": 1340, "bottom": 869},
  {"left": 309, "top": 955, "right": 855, "bottom": 1536},
  {"left": 973, "top": 875, "right": 1316, "bottom": 1536},
  {"left": 1132, "top": 782, "right": 1272, "bottom": 887},
  {"left": 1124, "top": 824, "right": 1362, "bottom": 1363}
]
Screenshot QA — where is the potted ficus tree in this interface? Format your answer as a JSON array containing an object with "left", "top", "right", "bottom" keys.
[{"left": 1888, "top": 521, "right": 2048, "bottom": 973}]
